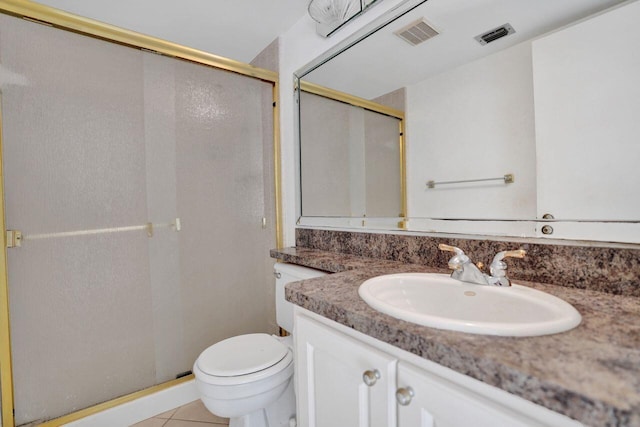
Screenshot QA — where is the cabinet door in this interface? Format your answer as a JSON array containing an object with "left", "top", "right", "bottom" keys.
[
  {"left": 397, "top": 362, "right": 537, "bottom": 427},
  {"left": 296, "top": 314, "right": 397, "bottom": 427}
]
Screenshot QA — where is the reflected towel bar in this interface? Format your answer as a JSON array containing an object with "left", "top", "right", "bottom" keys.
[
  {"left": 6, "top": 218, "right": 181, "bottom": 248},
  {"left": 426, "top": 174, "right": 514, "bottom": 189}
]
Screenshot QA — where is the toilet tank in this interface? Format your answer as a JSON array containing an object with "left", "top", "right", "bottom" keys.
[{"left": 274, "top": 263, "right": 327, "bottom": 333}]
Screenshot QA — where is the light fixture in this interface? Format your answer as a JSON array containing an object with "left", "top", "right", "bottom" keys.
[
  {"left": 308, "top": 0, "right": 382, "bottom": 37},
  {"left": 308, "top": 0, "right": 359, "bottom": 26}
]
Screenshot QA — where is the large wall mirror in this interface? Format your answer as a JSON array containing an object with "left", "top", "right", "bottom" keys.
[{"left": 296, "top": 0, "right": 640, "bottom": 243}]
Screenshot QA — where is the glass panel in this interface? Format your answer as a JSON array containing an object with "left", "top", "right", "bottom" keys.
[
  {"left": 364, "top": 110, "right": 401, "bottom": 217},
  {"left": 300, "top": 92, "right": 354, "bottom": 216},
  {"left": 0, "top": 13, "right": 276, "bottom": 424},
  {"left": 142, "top": 52, "right": 185, "bottom": 384},
  {"left": 0, "top": 15, "right": 155, "bottom": 424},
  {"left": 299, "top": 91, "right": 402, "bottom": 218},
  {"left": 173, "top": 59, "right": 275, "bottom": 366}
]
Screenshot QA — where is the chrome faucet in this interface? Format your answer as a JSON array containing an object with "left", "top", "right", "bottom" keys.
[{"left": 438, "top": 244, "right": 526, "bottom": 287}]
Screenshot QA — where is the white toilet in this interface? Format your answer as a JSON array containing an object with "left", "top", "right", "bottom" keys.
[{"left": 193, "top": 263, "right": 326, "bottom": 427}]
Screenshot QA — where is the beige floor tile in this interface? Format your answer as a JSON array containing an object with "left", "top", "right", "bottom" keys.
[
  {"left": 130, "top": 417, "right": 168, "bottom": 427},
  {"left": 171, "top": 399, "right": 229, "bottom": 424},
  {"left": 156, "top": 407, "right": 178, "bottom": 419}
]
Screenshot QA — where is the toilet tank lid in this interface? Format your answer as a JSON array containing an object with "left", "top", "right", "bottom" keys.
[{"left": 196, "top": 333, "right": 288, "bottom": 377}]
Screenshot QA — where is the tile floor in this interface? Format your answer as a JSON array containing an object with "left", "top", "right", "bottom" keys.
[{"left": 131, "top": 399, "right": 229, "bottom": 427}]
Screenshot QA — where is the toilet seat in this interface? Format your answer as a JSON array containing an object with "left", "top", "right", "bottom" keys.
[{"left": 195, "top": 333, "right": 293, "bottom": 386}]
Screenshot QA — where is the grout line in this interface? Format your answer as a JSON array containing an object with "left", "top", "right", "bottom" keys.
[
  {"left": 134, "top": 402, "right": 230, "bottom": 426},
  {"left": 163, "top": 416, "right": 228, "bottom": 425}
]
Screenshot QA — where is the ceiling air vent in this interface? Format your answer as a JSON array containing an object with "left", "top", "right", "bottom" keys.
[
  {"left": 474, "top": 23, "right": 515, "bottom": 45},
  {"left": 394, "top": 18, "right": 440, "bottom": 46}
]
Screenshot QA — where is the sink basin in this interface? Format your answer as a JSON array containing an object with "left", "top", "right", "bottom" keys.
[{"left": 358, "top": 273, "right": 581, "bottom": 337}]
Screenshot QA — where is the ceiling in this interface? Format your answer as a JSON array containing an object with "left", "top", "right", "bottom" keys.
[
  {"left": 303, "top": 0, "right": 629, "bottom": 99},
  {"left": 28, "top": 0, "right": 630, "bottom": 95},
  {"left": 31, "top": 0, "right": 310, "bottom": 63}
]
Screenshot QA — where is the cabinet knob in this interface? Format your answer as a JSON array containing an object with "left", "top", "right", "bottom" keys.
[
  {"left": 396, "top": 387, "right": 414, "bottom": 406},
  {"left": 541, "top": 225, "right": 554, "bottom": 235},
  {"left": 362, "top": 369, "right": 380, "bottom": 386}
]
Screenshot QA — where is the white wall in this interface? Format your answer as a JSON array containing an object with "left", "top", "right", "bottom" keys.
[
  {"left": 533, "top": 0, "right": 640, "bottom": 222},
  {"left": 406, "top": 41, "right": 537, "bottom": 222}
]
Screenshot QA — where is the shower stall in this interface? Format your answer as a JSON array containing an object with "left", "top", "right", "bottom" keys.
[{"left": 0, "top": 8, "right": 279, "bottom": 426}]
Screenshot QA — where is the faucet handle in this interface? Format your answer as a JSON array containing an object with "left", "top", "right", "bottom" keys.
[
  {"left": 438, "top": 244, "right": 470, "bottom": 271},
  {"left": 438, "top": 243, "right": 463, "bottom": 254},
  {"left": 491, "top": 249, "right": 526, "bottom": 267},
  {"left": 502, "top": 249, "right": 526, "bottom": 259},
  {"left": 490, "top": 249, "right": 526, "bottom": 284}
]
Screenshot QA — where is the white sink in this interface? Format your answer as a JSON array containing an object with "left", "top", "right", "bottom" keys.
[{"left": 358, "top": 273, "right": 581, "bottom": 337}]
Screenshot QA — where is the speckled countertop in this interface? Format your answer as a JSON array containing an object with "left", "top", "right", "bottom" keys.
[{"left": 271, "top": 247, "right": 640, "bottom": 427}]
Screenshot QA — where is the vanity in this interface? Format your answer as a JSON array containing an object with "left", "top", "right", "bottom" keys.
[
  {"left": 271, "top": 244, "right": 640, "bottom": 427},
  {"left": 283, "top": 0, "right": 640, "bottom": 425}
]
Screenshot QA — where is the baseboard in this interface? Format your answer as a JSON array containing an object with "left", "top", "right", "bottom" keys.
[{"left": 63, "top": 380, "right": 199, "bottom": 426}]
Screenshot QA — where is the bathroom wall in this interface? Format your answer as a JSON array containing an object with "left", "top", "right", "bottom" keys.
[
  {"left": 406, "top": 41, "right": 537, "bottom": 221},
  {"left": 250, "top": 38, "right": 279, "bottom": 72},
  {"left": 371, "top": 87, "right": 405, "bottom": 112}
]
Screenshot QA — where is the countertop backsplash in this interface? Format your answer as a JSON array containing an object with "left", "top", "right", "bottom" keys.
[{"left": 295, "top": 228, "right": 640, "bottom": 297}]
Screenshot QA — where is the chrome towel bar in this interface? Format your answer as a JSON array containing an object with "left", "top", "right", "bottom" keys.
[
  {"left": 426, "top": 173, "right": 514, "bottom": 189},
  {"left": 6, "top": 218, "right": 181, "bottom": 248}
]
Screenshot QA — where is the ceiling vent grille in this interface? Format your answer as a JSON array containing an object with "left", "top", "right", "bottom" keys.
[
  {"left": 394, "top": 18, "right": 439, "bottom": 46},
  {"left": 474, "top": 23, "right": 515, "bottom": 45}
]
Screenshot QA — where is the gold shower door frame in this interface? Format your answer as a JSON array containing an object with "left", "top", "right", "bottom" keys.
[{"left": 0, "top": 1, "right": 284, "bottom": 426}]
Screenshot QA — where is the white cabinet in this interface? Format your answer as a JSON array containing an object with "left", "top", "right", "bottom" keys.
[
  {"left": 295, "top": 313, "right": 397, "bottom": 427},
  {"left": 295, "top": 310, "right": 584, "bottom": 427},
  {"left": 397, "top": 362, "right": 535, "bottom": 427}
]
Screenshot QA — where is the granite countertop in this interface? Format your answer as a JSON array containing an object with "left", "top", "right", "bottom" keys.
[{"left": 271, "top": 247, "right": 640, "bottom": 427}]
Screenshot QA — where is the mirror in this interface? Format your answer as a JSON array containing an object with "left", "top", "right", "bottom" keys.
[
  {"left": 299, "top": 89, "right": 405, "bottom": 218},
  {"left": 296, "top": 0, "right": 640, "bottom": 243}
]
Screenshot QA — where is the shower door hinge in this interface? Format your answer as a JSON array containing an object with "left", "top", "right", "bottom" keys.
[{"left": 6, "top": 230, "right": 22, "bottom": 248}]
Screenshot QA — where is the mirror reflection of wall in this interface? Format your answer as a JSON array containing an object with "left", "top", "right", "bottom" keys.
[
  {"left": 407, "top": 41, "right": 536, "bottom": 221},
  {"left": 299, "top": 90, "right": 404, "bottom": 218}
]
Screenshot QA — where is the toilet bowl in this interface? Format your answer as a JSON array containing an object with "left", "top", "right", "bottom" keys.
[{"left": 193, "top": 263, "right": 326, "bottom": 427}]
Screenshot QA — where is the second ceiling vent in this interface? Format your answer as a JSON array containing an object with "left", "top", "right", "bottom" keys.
[
  {"left": 474, "top": 23, "right": 516, "bottom": 45},
  {"left": 394, "top": 18, "right": 440, "bottom": 46}
]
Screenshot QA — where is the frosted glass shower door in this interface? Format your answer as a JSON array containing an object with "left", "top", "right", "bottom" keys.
[
  {"left": 300, "top": 91, "right": 403, "bottom": 218},
  {"left": 0, "top": 11, "right": 277, "bottom": 426},
  {"left": 173, "top": 59, "right": 277, "bottom": 368},
  {"left": 143, "top": 54, "right": 277, "bottom": 382},
  {"left": 364, "top": 110, "right": 402, "bottom": 218},
  {"left": 0, "top": 16, "right": 156, "bottom": 425}
]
